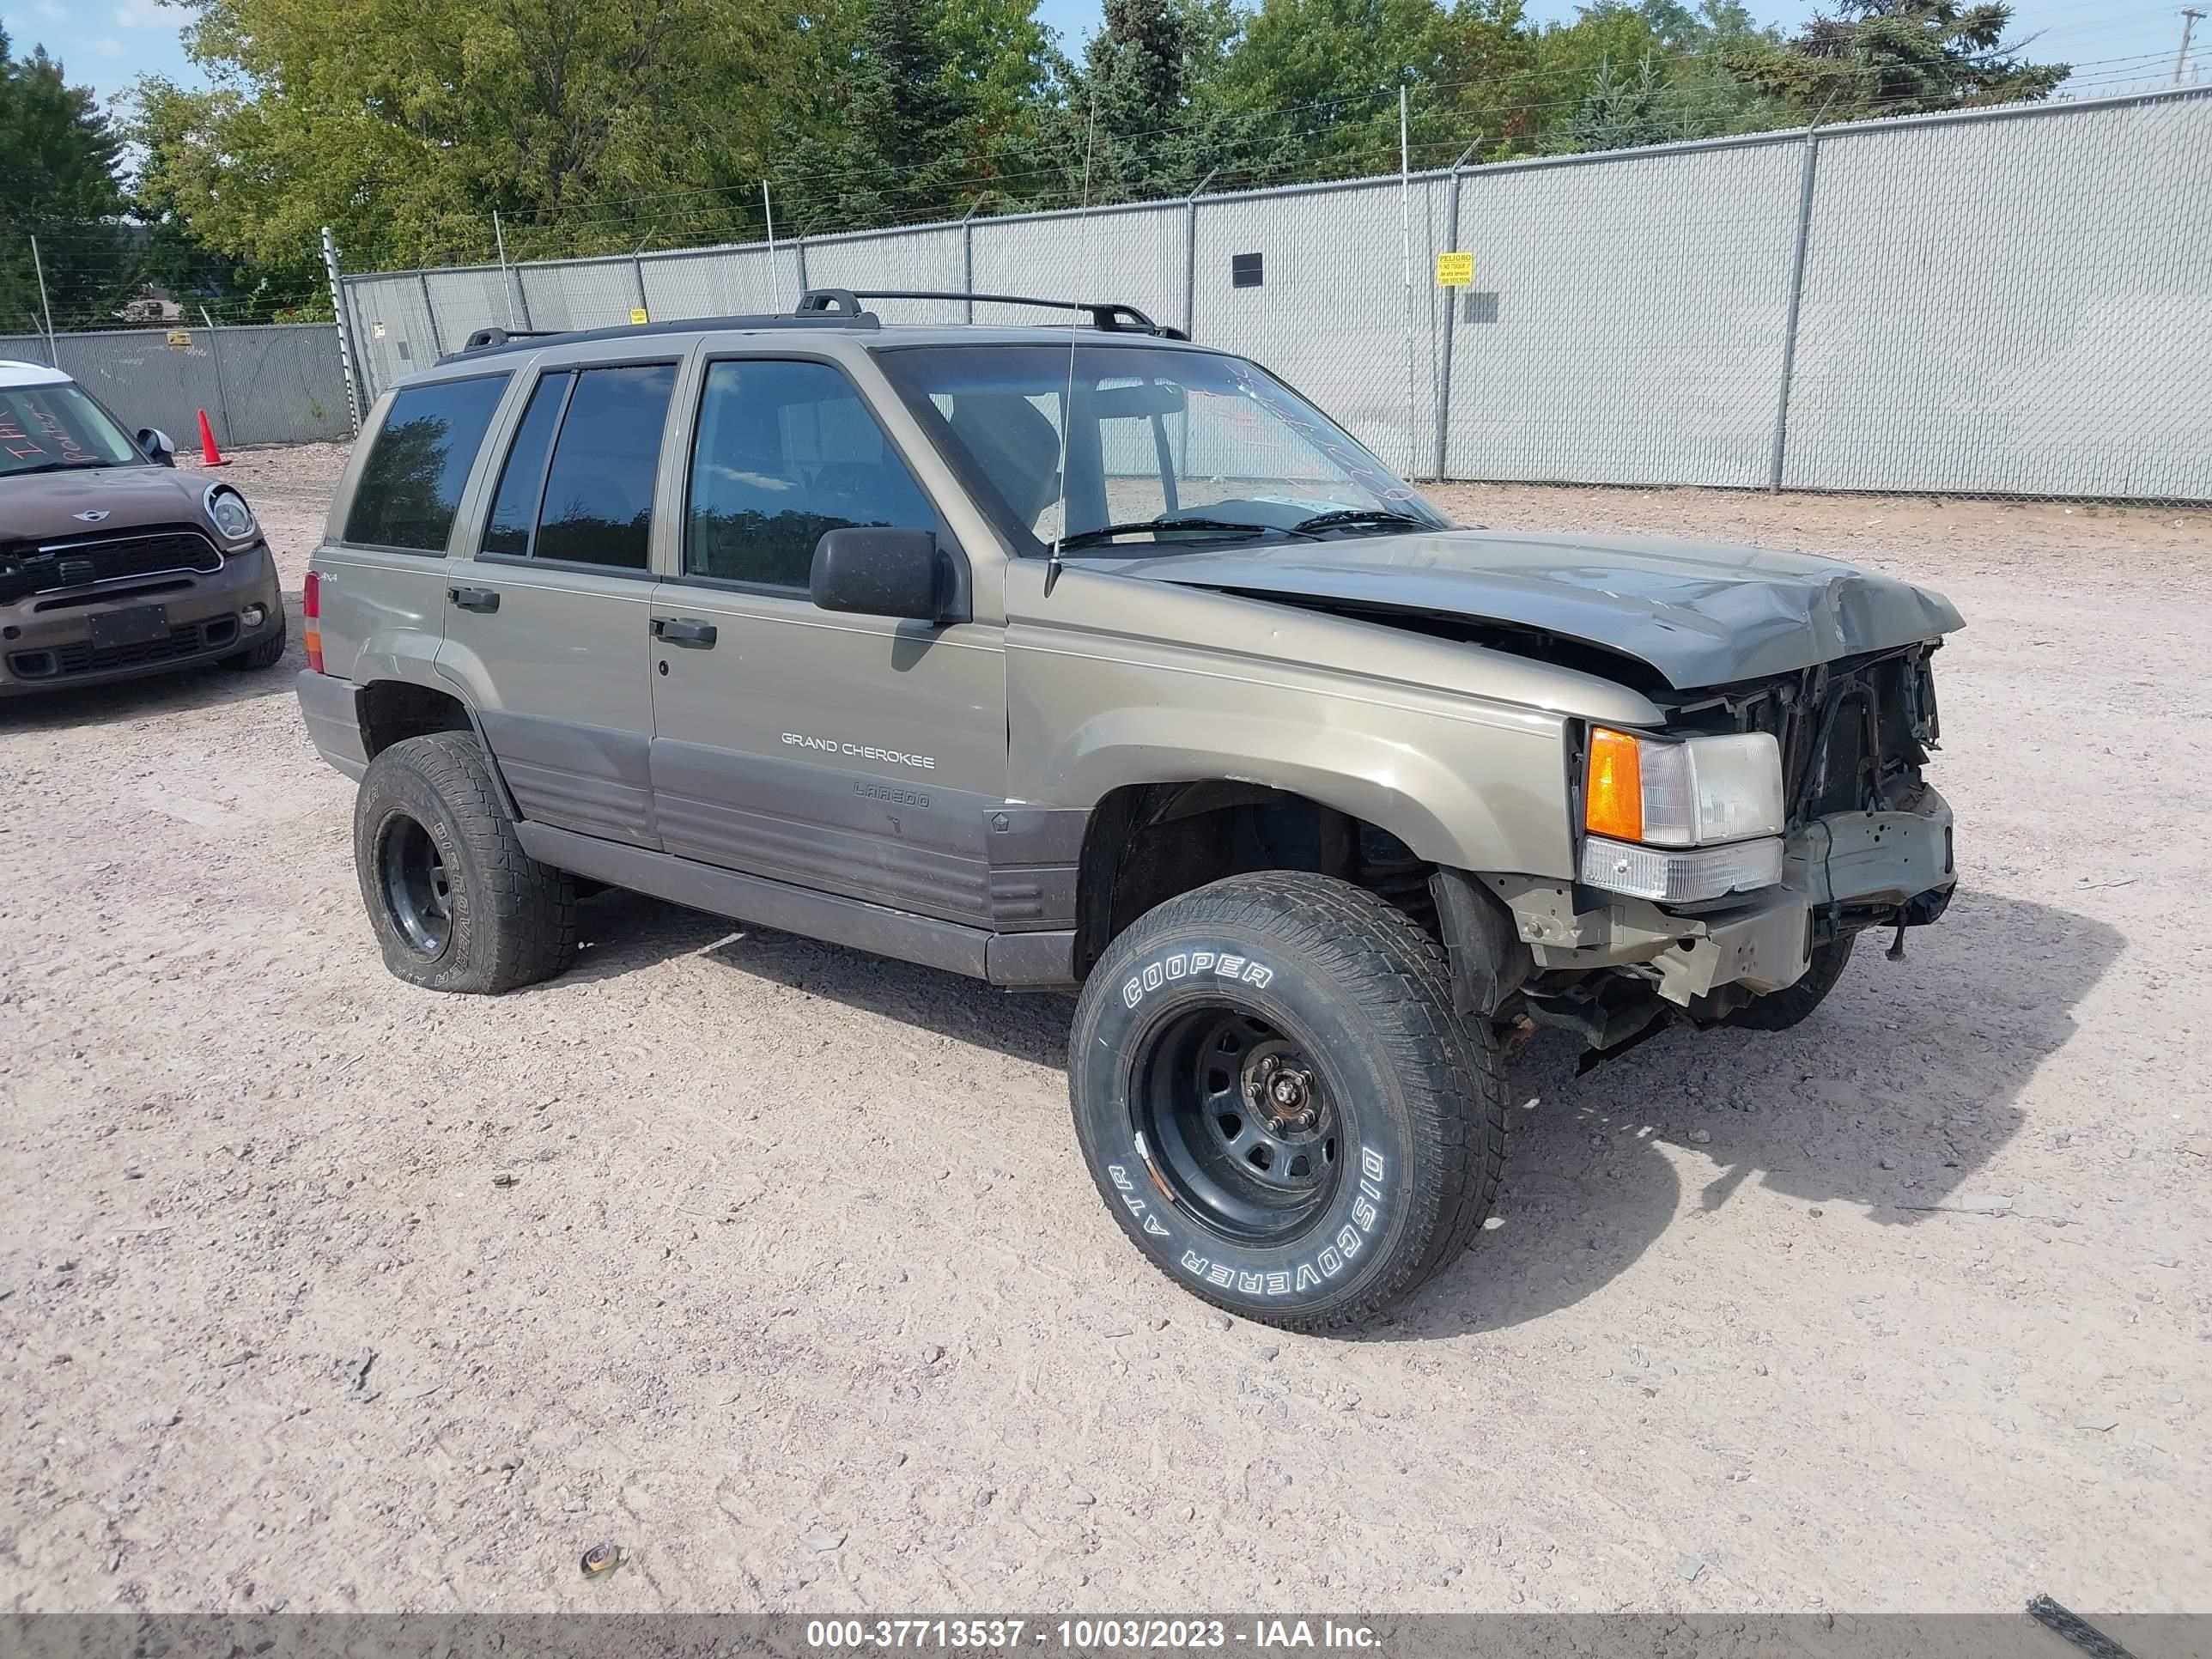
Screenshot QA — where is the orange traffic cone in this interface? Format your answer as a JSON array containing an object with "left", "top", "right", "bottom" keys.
[{"left": 196, "top": 408, "right": 228, "bottom": 467}]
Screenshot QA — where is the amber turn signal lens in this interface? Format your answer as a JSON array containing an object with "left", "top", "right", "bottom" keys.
[{"left": 1585, "top": 726, "right": 1644, "bottom": 842}]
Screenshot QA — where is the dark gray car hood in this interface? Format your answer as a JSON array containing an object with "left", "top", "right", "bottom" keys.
[{"left": 1116, "top": 530, "right": 1964, "bottom": 690}]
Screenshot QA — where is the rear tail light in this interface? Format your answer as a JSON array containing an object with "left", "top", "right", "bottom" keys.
[{"left": 303, "top": 568, "right": 324, "bottom": 674}]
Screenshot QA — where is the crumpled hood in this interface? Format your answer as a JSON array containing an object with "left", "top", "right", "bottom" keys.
[{"left": 1114, "top": 529, "right": 1964, "bottom": 690}]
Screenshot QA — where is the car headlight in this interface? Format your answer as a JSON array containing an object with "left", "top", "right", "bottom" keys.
[
  {"left": 205, "top": 484, "right": 258, "bottom": 543},
  {"left": 1580, "top": 726, "right": 1786, "bottom": 902}
]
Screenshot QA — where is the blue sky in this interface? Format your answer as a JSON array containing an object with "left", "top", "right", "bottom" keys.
[{"left": 4, "top": 0, "right": 2201, "bottom": 131}]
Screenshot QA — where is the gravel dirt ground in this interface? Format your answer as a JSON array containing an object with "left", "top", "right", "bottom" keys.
[{"left": 3, "top": 443, "right": 2208, "bottom": 1617}]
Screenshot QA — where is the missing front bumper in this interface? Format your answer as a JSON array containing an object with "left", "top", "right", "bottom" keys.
[{"left": 1493, "top": 787, "right": 1957, "bottom": 1007}]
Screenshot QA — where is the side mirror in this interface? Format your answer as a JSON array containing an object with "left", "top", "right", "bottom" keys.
[
  {"left": 137, "top": 428, "right": 176, "bottom": 467},
  {"left": 811, "top": 526, "right": 941, "bottom": 623}
]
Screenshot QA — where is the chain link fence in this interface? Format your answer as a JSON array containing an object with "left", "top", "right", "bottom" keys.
[
  {"left": 1, "top": 324, "right": 353, "bottom": 448},
  {"left": 335, "top": 86, "right": 2212, "bottom": 502}
]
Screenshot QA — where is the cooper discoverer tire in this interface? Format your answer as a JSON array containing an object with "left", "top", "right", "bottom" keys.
[
  {"left": 353, "top": 732, "right": 577, "bottom": 994},
  {"left": 1068, "top": 871, "right": 1505, "bottom": 1333},
  {"left": 1725, "top": 935, "right": 1855, "bottom": 1031}
]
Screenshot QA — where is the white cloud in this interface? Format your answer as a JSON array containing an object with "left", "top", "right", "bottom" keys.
[{"left": 112, "top": 0, "right": 169, "bottom": 26}]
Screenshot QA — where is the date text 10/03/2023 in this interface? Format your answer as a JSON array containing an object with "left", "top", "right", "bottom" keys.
[{"left": 804, "top": 1622, "right": 1382, "bottom": 1650}]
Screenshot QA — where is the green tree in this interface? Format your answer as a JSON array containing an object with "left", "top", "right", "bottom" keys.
[
  {"left": 1728, "top": 0, "right": 2068, "bottom": 119},
  {"left": 775, "top": 0, "right": 1065, "bottom": 231},
  {"left": 1048, "top": 0, "right": 1291, "bottom": 204},
  {"left": 0, "top": 29, "right": 131, "bottom": 331},
  {"left": 134, "top": 0, "right": 810, "bottom": 273}
]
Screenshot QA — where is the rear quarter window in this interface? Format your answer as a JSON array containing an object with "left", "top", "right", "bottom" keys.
[{"left": 343, "top": 375, "right": 509, "bottom": 552}]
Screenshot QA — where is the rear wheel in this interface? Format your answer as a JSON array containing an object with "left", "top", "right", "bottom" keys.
[
  {"left": 1726, "top": 935, "right": 1855, "bottom": 1031},
  {"left": 353, "top": 732, "right": 576, "bottom": 994},
  {"left": 1068, "top": 871, "right": 1504, "bottom": 1333}
]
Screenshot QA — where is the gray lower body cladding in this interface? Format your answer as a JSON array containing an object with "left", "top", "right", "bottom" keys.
[{"left": 516, "top": 820, "right": 1075, "bottom": 988}]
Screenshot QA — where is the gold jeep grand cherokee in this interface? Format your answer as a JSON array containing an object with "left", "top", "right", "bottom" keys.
[
  {"left": 1, "top": 359, "right": 284, "bottom": 695},
  {"left": 295, "top": 289, "right": 1960, "bottom": 1331}
]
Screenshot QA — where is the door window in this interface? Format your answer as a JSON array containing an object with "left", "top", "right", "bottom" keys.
[
  {"left": 685, "top": 359, "right": 934, "bottom": 590},
  {"left": 343, "top": 374, "right": 509, "bottom": 552},
  {"left": 532, "top": 363, "right": 677, "bottom": 572},
  {"left": 480, "top": 371, "right": 571, "bottom": 558}
]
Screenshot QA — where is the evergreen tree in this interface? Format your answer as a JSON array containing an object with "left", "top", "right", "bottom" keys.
[{"left": 0, "top": 29, "right": 131, "bottom": 331}]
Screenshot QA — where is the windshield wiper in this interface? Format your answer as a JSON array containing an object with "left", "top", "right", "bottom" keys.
[
  {"left": 1055, "top": 516, "right": 1297, "bottom": 552},
  {"left": 1288, "top": 508, "right": 1435, "bottom": 536},
  {"left": 4, "top": 459, "right": 113, "bottom": 477}
]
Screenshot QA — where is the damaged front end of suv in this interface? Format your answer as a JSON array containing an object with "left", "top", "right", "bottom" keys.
[
  {"left": 1119, "top": 529, "right": 1963, "bottom": 1066},
  {"left": 1496, "top": 638, "right": 1955, "bottom": 1065}
]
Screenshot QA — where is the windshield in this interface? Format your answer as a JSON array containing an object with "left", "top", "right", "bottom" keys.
[
  {"left": 0, "top": 382, "right": 143, "bottom": 477},
  {"left": 876, "top": 344, "right": 1447, "bottom": 556}
]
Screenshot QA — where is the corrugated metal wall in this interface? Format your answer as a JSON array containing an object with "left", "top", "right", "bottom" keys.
[
  {"left": 334, "top": 87, "right": 2212, "bottom": 502},
  {"left": 0, "top": 325, "right": 350, "bottom": 448}
]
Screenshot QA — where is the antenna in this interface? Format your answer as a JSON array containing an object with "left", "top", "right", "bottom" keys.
[{"left": 1043, "top": 85, "right": 1101, "bottom": 600}]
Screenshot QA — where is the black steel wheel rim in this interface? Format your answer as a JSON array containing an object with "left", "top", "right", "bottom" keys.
[
  {"left": 379, "top": 813, "right": 453, "bottom": 957},
  {"left": 1133, "top": 1004, "right": 1343, "bottom": 1245}
]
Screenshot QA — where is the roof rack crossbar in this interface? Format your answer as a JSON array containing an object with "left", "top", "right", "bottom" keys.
[{"left": 796, "top": 289, "right": 1187, "bottom": 338}]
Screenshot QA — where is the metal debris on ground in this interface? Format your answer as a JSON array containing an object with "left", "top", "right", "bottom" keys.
[
  {"left": 580, "top": 1541, "right": 628, "bottom": 1578},
  {"left": 2026, "top": 1595, "right": 2137, "bottom": 1659},
  {"left": 492, "top": 1171, "right": 518, "bottom": 1188},
  {"left": 348, "top": 1347, "right": 376, "bottom": 1397}
]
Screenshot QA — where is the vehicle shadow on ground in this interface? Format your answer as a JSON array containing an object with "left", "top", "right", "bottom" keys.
[
  {"left": 0, "top": 592, "right": 302, "bottom": 731},
  {"left": 566, "top": 887, "right": 1076, "bottom": 1066},
  {"left": 569, "top": 884, "right": 2116, "bottom": 1339},
  {"left": 1390, "top": 887, "right": 2122, "bottom": 1337}
]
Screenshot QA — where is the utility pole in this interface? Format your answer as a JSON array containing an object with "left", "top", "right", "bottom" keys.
[
  {"left": 493, "top": 210, "right": 516, "bottom": 328},
  {"left": 1398, "top": 85, "right": 1418, "bottom": 479},
  {"left": 2181, "top": 9, "right": 2206, "bottom": 82},
  {"left": 321, "top": 226, "right": 362, "bottom": 434},
  {"left": 29, "top": 234, "right": 58, "bottom": 367}
]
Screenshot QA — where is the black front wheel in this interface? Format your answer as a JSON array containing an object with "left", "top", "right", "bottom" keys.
[{"left": 1068, "top": 872, "right": 1505, "bottom": 1333}]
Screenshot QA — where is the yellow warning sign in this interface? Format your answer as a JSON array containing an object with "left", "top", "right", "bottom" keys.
[
  {"left": 1434, "top": 252, "right": 1474, "bottom": 289},
  {"left": 629, "top": 307, "right": 650, "bottom": 325},
  {"left": 166, "top": 329, "right": 192, "bottom": 348}
]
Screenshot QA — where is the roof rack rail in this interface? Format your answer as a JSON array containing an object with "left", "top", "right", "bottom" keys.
[
  {"left": 441, "top": 306, "right": 873, "bottom": 365},
  {"left": 795, "top": 288, "right": 1189, "bottom": 340},
  {"left": 459, "top": 325, "right": 562, "bottom": 353}
]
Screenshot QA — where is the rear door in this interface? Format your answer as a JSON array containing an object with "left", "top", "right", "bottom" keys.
[
  {"left": 646, "top": 353, "right": 1014, "bottom": 926},
  {"left": 437, "top": 352, "right": 682, "bottom": 850},
  {"left": 315, "top": 374, "right": 510, "bottom": 683}
]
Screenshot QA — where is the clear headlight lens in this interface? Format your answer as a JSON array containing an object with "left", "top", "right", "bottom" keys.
[
  {"left": 1579, "top": 835, "right": 1785, "bottom": 903},
  {"left": 205, "top": 485, "right": 257, "bottom": 542},
  {"left": 1585, "top": 727, "right": 1784, "bottom": 848}
]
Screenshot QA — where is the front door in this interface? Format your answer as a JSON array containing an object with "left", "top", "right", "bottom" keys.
[
  {"left": 646, "top": 355, "right": 1015, "bottom": 927},
  {"left": 439, "top": 358, "right": 679, "bottom": 849}
]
